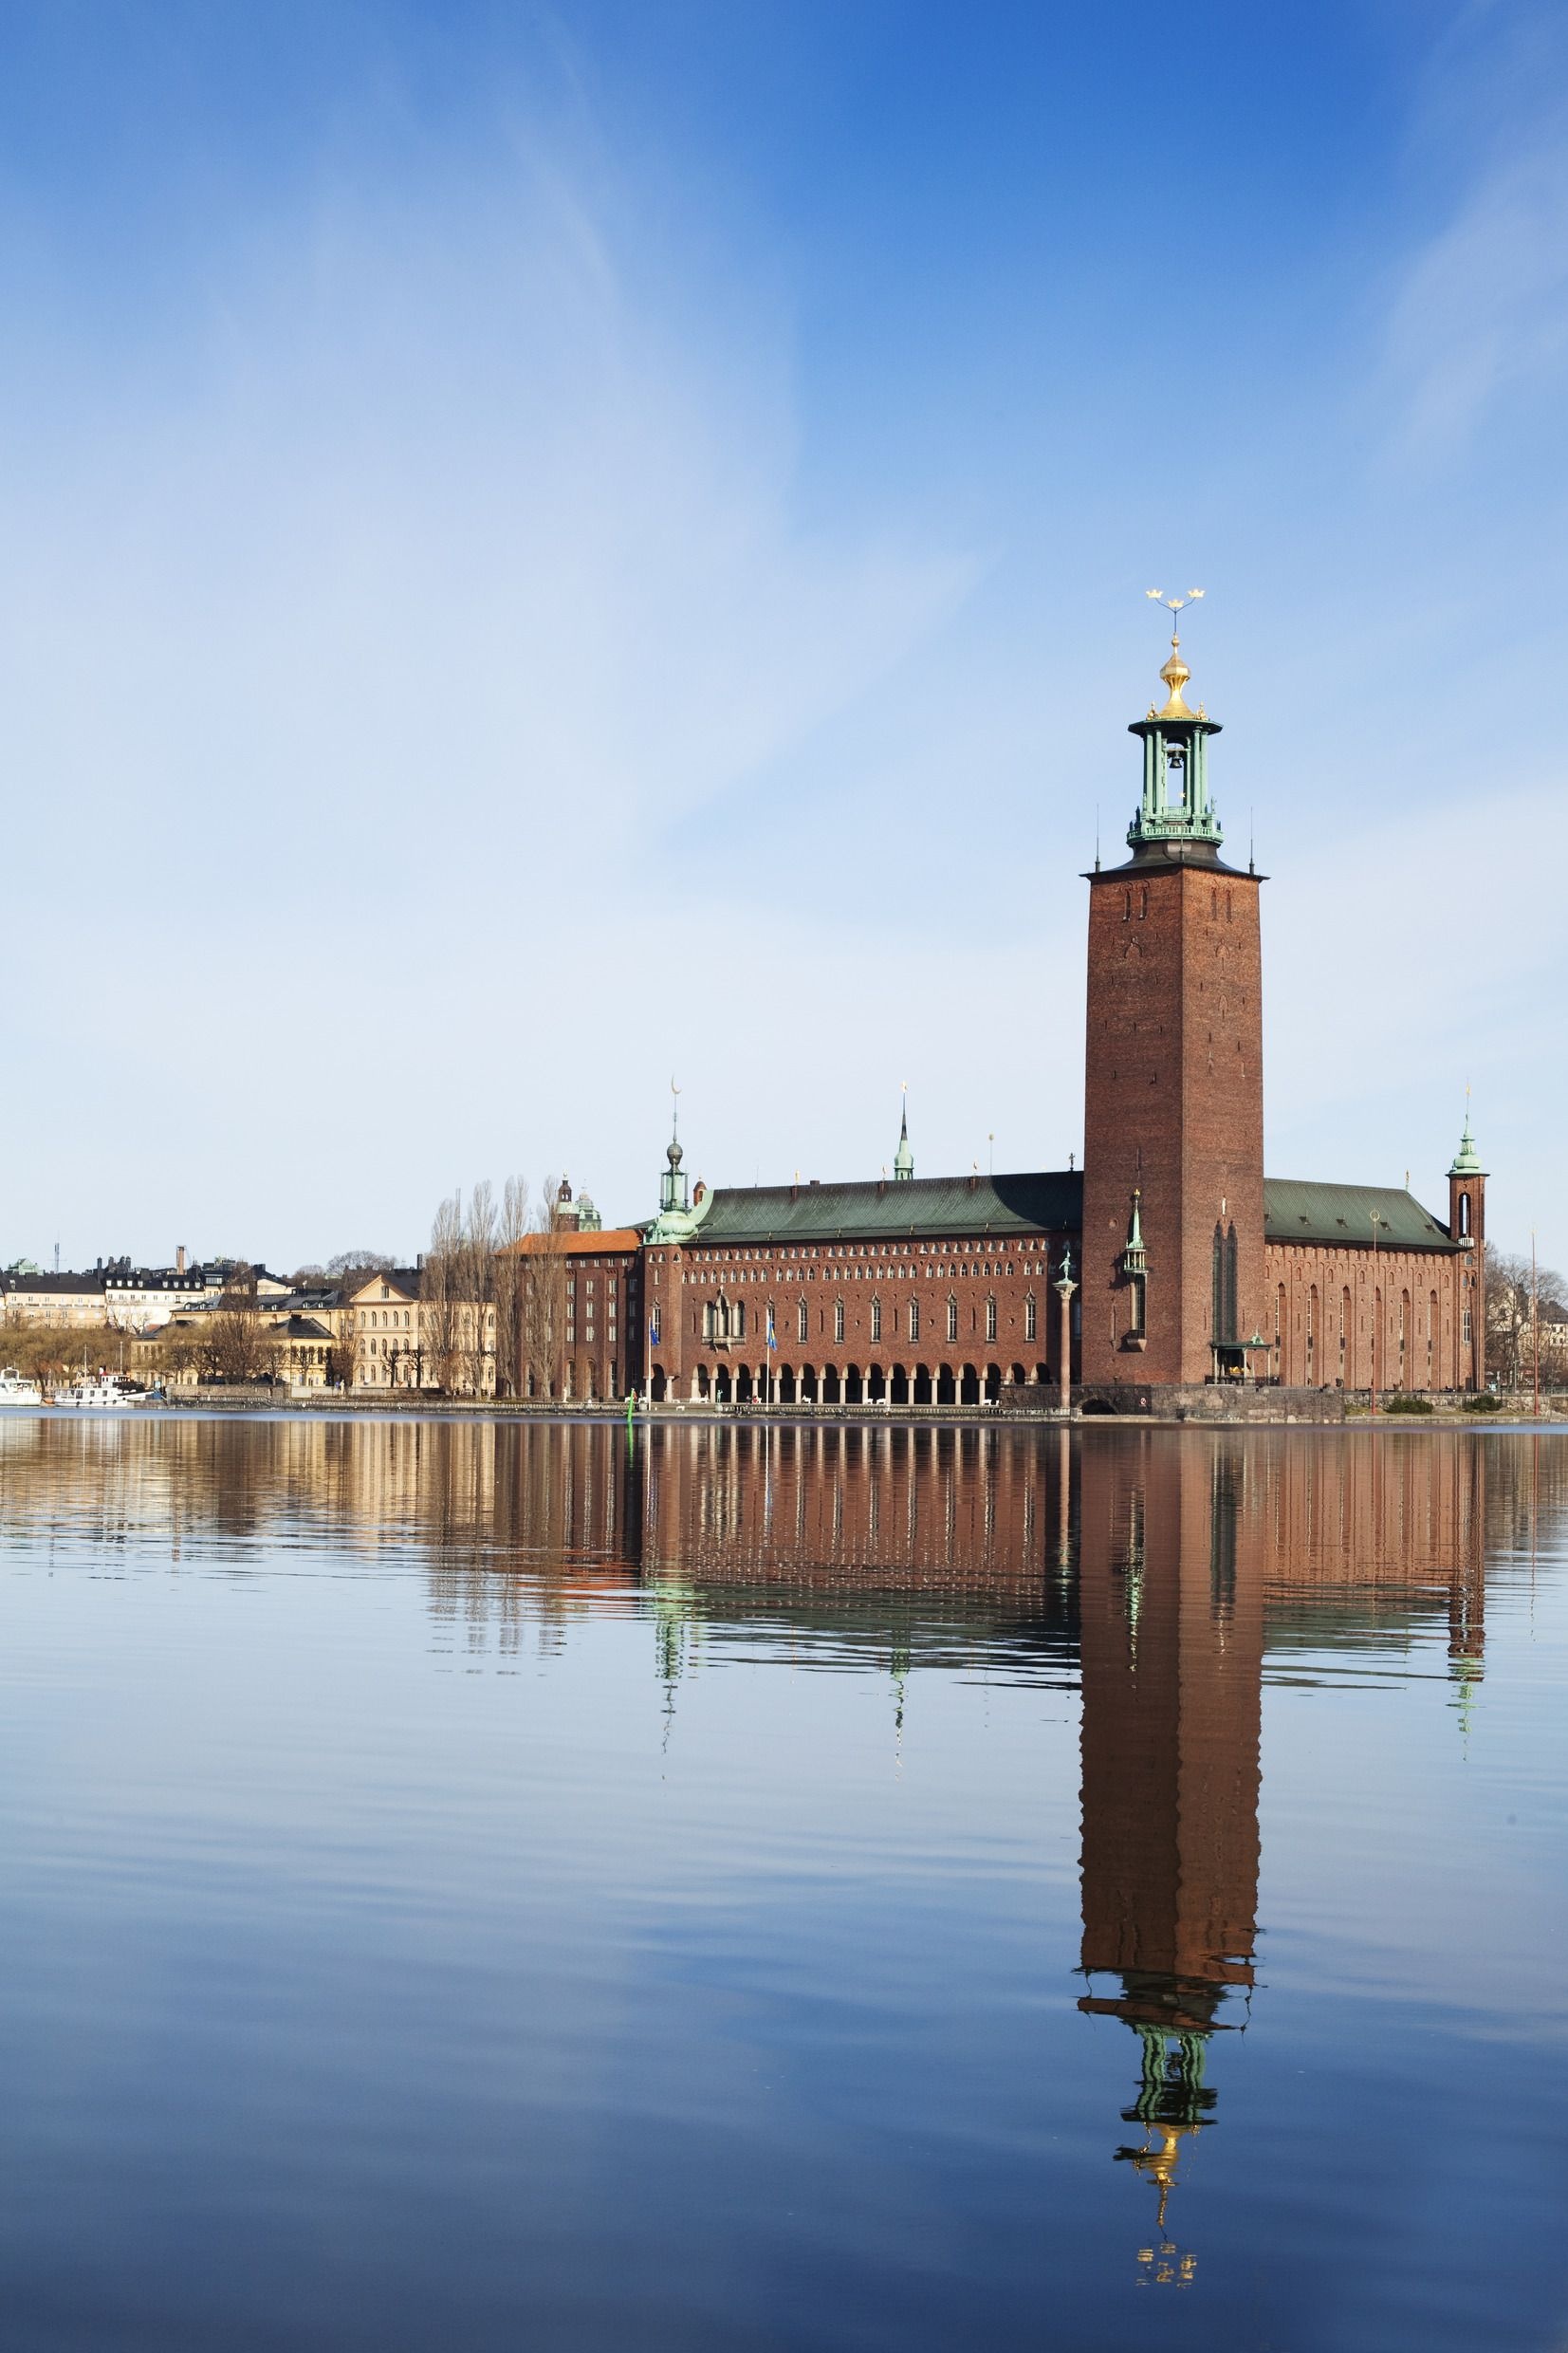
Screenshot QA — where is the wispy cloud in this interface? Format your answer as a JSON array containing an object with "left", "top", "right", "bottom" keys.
[
  {"left": 0, "top": 125, "right": 980, "bottom": 1259},
  {"left": 0, "top": 148, "right": 977, "bottom": 888},
  {"left": 1386, "top": 8, "right": 1568, "bottom": 461}
]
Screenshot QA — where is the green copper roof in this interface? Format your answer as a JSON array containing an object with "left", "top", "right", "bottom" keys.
[
  {"left": 650, "top": 1169, "right": 1459, "bottom": 1251},
  {"left": 1263, "top": 1179, "right": 1458, "bottom": 1253},
  {"left": 686, "top": 1171, "right": 1081, "bottom": 1246},
  {"left": 1448, "top": 1119, "right": 1484, "bottom": 1176}
]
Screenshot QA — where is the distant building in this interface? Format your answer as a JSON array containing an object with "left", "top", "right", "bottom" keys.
[{"left": 1, "top": 1269, "right": 107, "bottom": 1327}]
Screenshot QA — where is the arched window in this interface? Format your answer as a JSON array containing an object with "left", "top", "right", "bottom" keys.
[
  {"left": 1024, "top": 1293, "right": 1037, "bottom": 1342},
  {"left": 834, "top": 1301, "right": 845, "bottom": 1343},
  {"left": 1459, "top": 1190, "right": 1471, "bottom": 1238},
  {"left": 947, "top": 1297, "right": 959, "bottom": 1344},
  {"left": 797, "top": 1299, "right": 808, "bottom": 1344},
  {"left": 1212, "top": 1223, "right": 1238, "bottom": 1345},
  {"left": 909, "top": 1299, "right": 920, "bottom": 1341},
  {"left": 870, "top": 1298, "right": 882, "bottom": 1342},
  {"left": 985, "top": 1296, "right": 998, "bottom": 1343}
]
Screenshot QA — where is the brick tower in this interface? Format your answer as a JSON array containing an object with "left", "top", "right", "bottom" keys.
[{"left": 1079, "top": 615, "right": 1265, "bottom": 1392}]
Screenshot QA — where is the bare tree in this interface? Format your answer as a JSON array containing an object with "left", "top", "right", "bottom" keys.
[
  {"left": 207, "top": 1265, "right": 267, "bottom": 1383},
  {"left": 425, "top": 1195, "right": 464, "bottom": 1395},
  {"left": 1486, "top": 1243, "right": 1566, "bottom": 1392},
  {"left": 458, "top": 1181, "right": 498, "bottom": 1397},
  {"left": 522, "top": 1175, "right": 569, "bottom": 1401},
  {"left": 493, "top": 1176, "right": 530, "bottom": 1399},
  {"left": 324, "top": 1250, "right": 397, "bottom": 1299}
]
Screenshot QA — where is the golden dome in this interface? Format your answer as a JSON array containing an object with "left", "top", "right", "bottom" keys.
[{"left": 1158, "top": 635, "right": 1195, "bottom": 720}]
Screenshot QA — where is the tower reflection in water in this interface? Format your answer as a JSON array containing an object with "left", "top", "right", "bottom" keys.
[
  {"left": 1077, "top": 1442, "right": 1261, "bottom": 2288},
  {"left": 1073, "top": 1432, "right": 1485, "bottom": 2286}
]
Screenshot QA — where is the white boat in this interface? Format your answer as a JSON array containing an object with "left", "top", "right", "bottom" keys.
[
  {"left": 50, "top": 1375, "right": 143, "bottom": 1410},
  {"left": 0, "top": 1369, "right": 43, "bottom": 1405}
]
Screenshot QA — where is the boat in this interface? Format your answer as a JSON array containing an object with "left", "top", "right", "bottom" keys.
[
  {"left": 0, "top": 1369, "right": 43, "bottom": 1405},
  {"left": 49, "top": 1374, "right": 144, "bottom": 1410}
]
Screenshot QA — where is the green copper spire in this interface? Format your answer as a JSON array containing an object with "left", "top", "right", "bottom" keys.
[
  {"left": 1126, "top": 608, "right": 1223, "bottom": 854},
  {"left": 1448, "top": 1114, "right": 1483, "bottom": 1176},
  {"left": 1122, "top": 1188, "right": 1147, "bottom": 1272},
  {"left": 894, "top": 1088, "right": 913, "bottom": 1180}
]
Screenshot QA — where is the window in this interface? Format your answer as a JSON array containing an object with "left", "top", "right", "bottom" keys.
[
  {"left": 1025, "top": 1294, "right": 1037, "bottom": 1342},
  {"left": 797, "top": 1299, "right": 808, "bottom": 1344},
  {"left": 909, "top": 1299, "right": 920, "bottom": 1342},
  {"left": 947, "top": 1298, "right": 959, "bottom": 1343},
  {"left": 834, "top": 1302, "right": 845, "bottom": 1343},
  {"left": 985, "top": 1296, "right": 998, "bottom": 1343},
  {"left": 871, "top": 1299, "right": 882, "bottom": 1342}
]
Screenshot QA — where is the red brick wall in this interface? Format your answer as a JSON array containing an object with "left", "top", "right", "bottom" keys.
[
  {"left": 1080, "top": 862, "right": 1265, "bottom": 1385},
  {"left": 1264, "top": 1240, "right": 1477, "bottom": 1391},
  {"left": 644, "top": 1222, "right": 1076, "bottom": 1400}
]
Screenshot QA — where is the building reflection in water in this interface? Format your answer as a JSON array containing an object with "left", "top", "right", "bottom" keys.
[{"left": 0, "top": 1411, "right": 1521, "bottom": 2277}]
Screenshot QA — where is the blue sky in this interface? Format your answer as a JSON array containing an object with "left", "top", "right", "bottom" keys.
[{"left": 4, "top": 1, "right": 1564, "bottom": 1271}]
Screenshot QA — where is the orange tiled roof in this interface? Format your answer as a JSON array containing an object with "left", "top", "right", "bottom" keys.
[{"left": 503, "top": 1227, "right": 642, "bottom": 1258}]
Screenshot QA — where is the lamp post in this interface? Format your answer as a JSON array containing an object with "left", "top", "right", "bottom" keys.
[
  {"left": 1369, "top": 1211, "right": 1384, "bottom": 1416},
  {"left": 1054, "top": 1251, "right": 1078, "bottom": 1417}
]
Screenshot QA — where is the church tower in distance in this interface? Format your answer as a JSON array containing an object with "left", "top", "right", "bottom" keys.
[{"left": 1079, "top": 617, "right": 1264, "bottom": 1390}]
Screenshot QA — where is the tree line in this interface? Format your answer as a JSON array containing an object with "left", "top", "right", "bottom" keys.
[
  {"left": 419, "top": 1176, "right": 575, "bottom": 1399},
  {"left": 1485, "top": 1242, "right": 1567, "bottom": 1392}
]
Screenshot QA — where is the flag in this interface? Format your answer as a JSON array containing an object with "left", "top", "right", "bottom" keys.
[
  {"left": 766, "top": 1306, "right": 777, "bottom": 1351},
  {"left": 649, "top": 1308, "right": 659, "bottom": 1348}
]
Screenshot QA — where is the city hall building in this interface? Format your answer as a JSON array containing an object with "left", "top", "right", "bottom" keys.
[{"left": 636, "top": 628, "right": 1486, "bottom": 1411}]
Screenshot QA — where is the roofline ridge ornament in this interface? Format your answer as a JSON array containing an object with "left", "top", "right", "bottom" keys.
[{"left": 1145, "top": 587, "right": 1205, "bottom": 720}]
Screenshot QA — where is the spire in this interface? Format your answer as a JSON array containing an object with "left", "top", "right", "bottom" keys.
[
  {"left": 659, "top": 1079, "right": 689, "bottom": 1215},
  {"left": 894, "top": 1084, "right": 913, "bottom": 1180},
  {"left": 1448, "top": 1101, "right": 1484, "bottom": 1176}
]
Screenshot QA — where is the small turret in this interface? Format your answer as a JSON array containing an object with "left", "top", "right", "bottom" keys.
[
  {"left": 894, "top": 1090, "right": 913, "bottom": 1181},
  {"left": 660, "top": 1126, "right": 689, "bottom": 1217},
  {"left": 1446, "top": 1101, "right": 1487, "bottom": 1392},
  {"left": 1448, "top": 1116, "right": 1483, "bottom": 1178}
]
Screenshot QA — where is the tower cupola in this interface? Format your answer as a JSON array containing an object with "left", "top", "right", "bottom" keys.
[
  {"left": 1448, "top": 1117, "right": 1483, "bottom": 1178},
  {"left": 1127, "top": 594, "right": 1222, "bottom": 858}
]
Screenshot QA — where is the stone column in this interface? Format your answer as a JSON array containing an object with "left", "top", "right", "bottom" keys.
[{"left": 1055, "top": 1258, "right": 1078, "bottom": 1417}]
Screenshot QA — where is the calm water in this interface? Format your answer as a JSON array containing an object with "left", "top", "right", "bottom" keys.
[{"left": 0, "top": 1415, "right": 1562, "bottom": 2351}]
